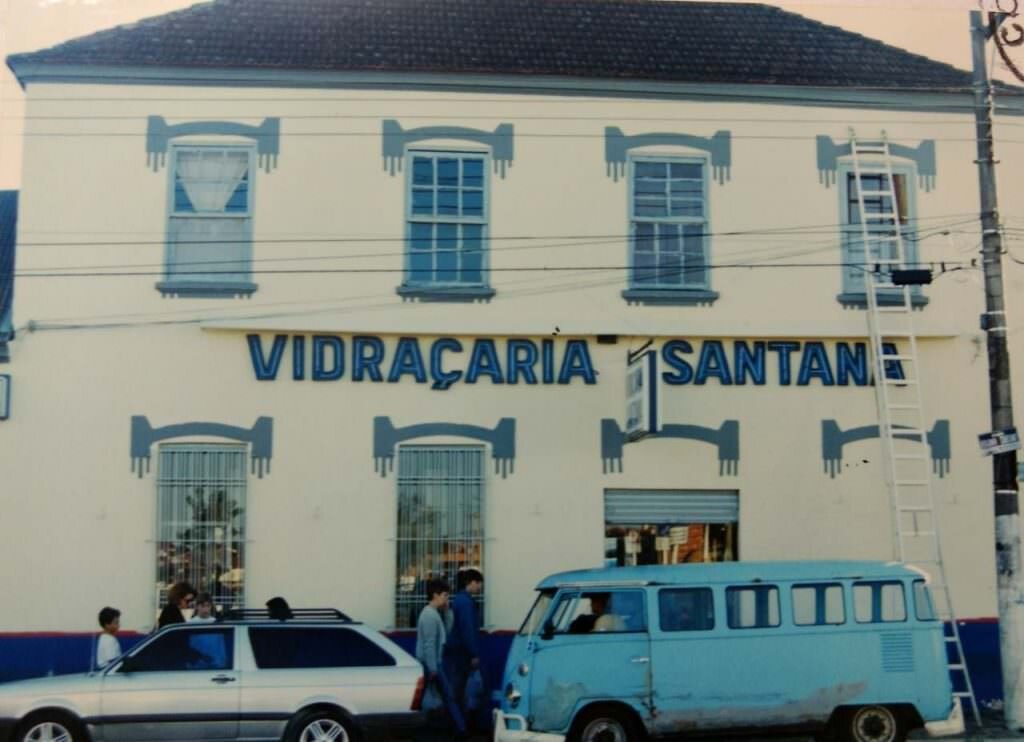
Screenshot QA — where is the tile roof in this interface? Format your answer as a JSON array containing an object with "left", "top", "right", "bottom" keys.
[
  {"left": 0, "top": 190, "right": 18, "bottom": 362},
  {"left": 7, "top": 0, "right": 974, "bottom": 90}
]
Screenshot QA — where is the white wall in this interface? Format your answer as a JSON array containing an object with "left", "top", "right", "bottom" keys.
[{"left": 0, "top": 81, "right": 1019, "bottom": 632}]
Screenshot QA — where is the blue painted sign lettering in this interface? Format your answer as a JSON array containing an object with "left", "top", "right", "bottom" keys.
[{"left": 247, "top": 335, "right": 899, "bottom": 388}]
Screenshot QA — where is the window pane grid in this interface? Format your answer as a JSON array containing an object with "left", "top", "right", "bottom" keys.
[
  {"left": 631, "top": 159, "right": 708, "bottom": 290},
  {"left": 406, "top": 152, "right": 488, "bottom": 287},
  {"left": 167, "top": 146, "right": 253, "bottom": 285},
  {"left": 156, "top": 444, "right": 247, "bottom": 618},
  {"left": 394, "top": 445, "right": 485, "bottom": 629},
  {"left": 843, "top": 171, "right": 918, "bottom": 295}
]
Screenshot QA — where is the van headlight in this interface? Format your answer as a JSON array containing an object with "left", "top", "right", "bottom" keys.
[{"left": 505, "top": 682, "right": 522, "bottom": 708}]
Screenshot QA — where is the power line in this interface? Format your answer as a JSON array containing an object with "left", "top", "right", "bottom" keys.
[
  {"left": 13, "top": 214, "right": 981, "bottom": 248},
  {"left": 4, "top": 131, "right": 1008, "bottom": 144},
  {"left": 11, "top": 258, "right": 976, "bottom": 279}
]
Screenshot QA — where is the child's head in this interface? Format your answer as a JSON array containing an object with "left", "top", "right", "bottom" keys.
[
  {"left": 98, "top": 606, "right": 121, "bottom": 633},
  {"left": 194, "top": 593, "right": 214, "bottom": 619}
]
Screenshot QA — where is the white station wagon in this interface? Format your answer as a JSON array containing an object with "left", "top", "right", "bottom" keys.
[{"left": 0, "top": 609, "right": 425, "bottom": 742}]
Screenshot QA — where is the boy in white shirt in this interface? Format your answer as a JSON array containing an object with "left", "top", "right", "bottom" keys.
[{"left": 96, "top": 607, "right": 121, "bottom": 668}]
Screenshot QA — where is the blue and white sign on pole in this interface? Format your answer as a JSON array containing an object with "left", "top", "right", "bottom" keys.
[
  {"left": 0, "top": 374, "right": 9, "bottom": 420},
  {"left": 625, "top": 349, "right": 660, "bottom": 441}
]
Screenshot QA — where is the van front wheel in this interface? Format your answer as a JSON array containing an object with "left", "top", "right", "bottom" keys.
[
  {"left": 844, "top": 705, "right": 906, "bottom": 742},
  {"left": 569, "top": 706, "right": 643, "bottom": 742}
]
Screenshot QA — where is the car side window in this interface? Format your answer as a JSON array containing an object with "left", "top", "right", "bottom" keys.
[
  {"left": 553, "top": 590, "right": 646, "bottom": 634},
  {"left": 126, "top": 629, "right": 233, "bottom": 672},
  {"left": 659, "top": 588, "right": 715, "bottom": 631},
  {"left": 248, "top": 627, "right": 397, "bottom": 668}
]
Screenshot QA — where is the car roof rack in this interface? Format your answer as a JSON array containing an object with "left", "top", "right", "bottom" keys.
[{"left": 219, "top": 608, "right": 355, "bottom": 622}]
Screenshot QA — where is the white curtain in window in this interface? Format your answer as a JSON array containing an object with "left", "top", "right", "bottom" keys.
[{"left": 177, "top": 150, "right": 248, "bottom": 213}]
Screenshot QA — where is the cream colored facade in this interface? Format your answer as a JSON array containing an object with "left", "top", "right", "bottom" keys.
[{"left": 1, "top": 77, "right": 1023, "bottom": 640}]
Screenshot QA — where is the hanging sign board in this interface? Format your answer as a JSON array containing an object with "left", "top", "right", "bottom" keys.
[
  {"left": 625, "top": 349, "right": 660, "bottom": 441},
  {"left": 979, "top": 427, "right": 1020, "bottom": 456},
  {"left": 0, "top": 374, "right": 9, "bottom": 420}
]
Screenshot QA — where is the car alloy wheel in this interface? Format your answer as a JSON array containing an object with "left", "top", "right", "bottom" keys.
[
  {"left": 22, "top": 721, "right": 74, "bottom": 742},
  {"left": 298, "top": 718, "right": 350, "bottom": 742}
]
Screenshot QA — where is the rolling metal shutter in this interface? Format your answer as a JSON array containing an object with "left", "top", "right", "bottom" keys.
[{"left": 604, "top": 489, "right": 739, "bottom": 524}]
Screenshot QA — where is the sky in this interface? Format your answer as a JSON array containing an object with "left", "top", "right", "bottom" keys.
[{"left": 0, "top": 0, "right": 1016, "bottom": 189}]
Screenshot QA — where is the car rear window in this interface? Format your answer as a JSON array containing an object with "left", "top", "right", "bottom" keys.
[{"left": 249, "top": 627, "right": 397, "bottom": 668}]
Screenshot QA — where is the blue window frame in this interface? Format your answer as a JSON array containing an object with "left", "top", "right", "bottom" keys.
[
  {"left": 161, "top": 145, "right": 256, "bottom": 297},
  {"left": 629, "top": 158, "right": 709, "bottom": 291},
  {"left": 839, "top": 162, "right": 925, "bottom": 306},
  {"left": 405, "top": 152, "right": 488, "bottom": 289}
]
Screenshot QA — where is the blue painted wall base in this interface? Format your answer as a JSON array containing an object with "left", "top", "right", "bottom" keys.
[{"left": 0, "top": 624, "right": 1000, "bottom": 708}]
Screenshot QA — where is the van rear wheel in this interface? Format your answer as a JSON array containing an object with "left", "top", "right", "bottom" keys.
[
  {"left": 569, "top": 706, "right": 643, "bottom": 742},
  {"left": 843, "top": 705, "right": 906, "bottom": 742}
]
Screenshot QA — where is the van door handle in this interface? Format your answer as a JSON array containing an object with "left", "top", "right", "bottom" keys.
[
  {"left": 630, "top": 656, "right": 650, "bottom": 664},
  {"left": 211, "top": 675, "right": 236, "bottom": 684}
]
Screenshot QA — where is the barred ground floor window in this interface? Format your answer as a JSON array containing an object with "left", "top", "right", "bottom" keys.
[
  {"left": 395, "top": 445, "right": 485, "bottom": 629},
  {"left": 156, "top": 444, "right": 247, "bottom": 618},
  {"left": 604, "top": 489, "right": 738, "bottom": 566}
]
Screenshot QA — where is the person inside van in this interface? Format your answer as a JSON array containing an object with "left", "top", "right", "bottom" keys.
[{"left": 569, "top": 593, "right": 620, "bottom": 633}]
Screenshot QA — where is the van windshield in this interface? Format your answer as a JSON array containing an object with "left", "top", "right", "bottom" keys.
[{"left": 519, "top": 590, "right": 555, "bottom": 636}]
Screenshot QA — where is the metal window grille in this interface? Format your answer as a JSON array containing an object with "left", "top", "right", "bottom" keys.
[
  {"left": 630, "top": 158, "right": 709, "bottom": 290},
  {"left": 156, "top": 444, "right": 247, "bottom": 617},
  {"left": 394, "top": 445, "right": 485, "bottom": 629}
]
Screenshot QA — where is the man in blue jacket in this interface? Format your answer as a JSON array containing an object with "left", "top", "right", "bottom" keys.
[{"left": 444, "top": 568, "right": 484, "bottom": 732}]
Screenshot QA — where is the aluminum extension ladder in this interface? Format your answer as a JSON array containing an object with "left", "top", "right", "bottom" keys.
[{"left": 849, "top": 130, "right": 981, "bottom": 727}]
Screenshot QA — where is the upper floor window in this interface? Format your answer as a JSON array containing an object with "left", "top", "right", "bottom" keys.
[
  {"left": 839, "top": 163, "right": 925, "bottom": 306},
  {"left": 629, "top": 158, "right": 709, "bottom": 293},
  {"left": 403, "top": 151, "right": 489, "bottom": 296},
  {"left": 161, "top": 145, "right": 256, "bottom": 297}
]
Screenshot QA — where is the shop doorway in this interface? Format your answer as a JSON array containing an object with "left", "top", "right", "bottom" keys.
[{"left": 604, "top": 489, "right": 738, "bottom": 567}]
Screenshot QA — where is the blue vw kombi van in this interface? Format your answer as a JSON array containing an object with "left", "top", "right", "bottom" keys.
[{"left": 495, "top": 561, "right": 962, "bottom": 742}]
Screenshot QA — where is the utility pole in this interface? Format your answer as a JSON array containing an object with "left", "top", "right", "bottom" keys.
[{"left": 970, "top": 10, "right": 1024, "bottom": 730}]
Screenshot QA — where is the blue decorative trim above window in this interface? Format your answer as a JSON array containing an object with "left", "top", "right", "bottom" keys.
[
  {"left": 837, "top": 292, "right": 929, "bottom": 309},
  {"left": 816, "top": 136, "right": 936, "bottom": 190},
  {"left": 601, "top": 418, "right": 739, "bottom": 475},
  {"left": 621, "top": 288, "right": 719, "bottom": 306},
  {"left": 605, "top": 127, "right": 731, "bottom": 184},
  {"left": 382, "top": 119, "right": 514, "bottom": 177},
  {"left": 373, "top": 416, "right": 516, "bottom": 477},
  {"left": 156, "top": 280, "right": 258, "bottom": 298},
  {"left": 146, "top": 116, "right": 281, "bottom": 172},
  {"left": 822, "top": 419, "right": 950, "bottom": 478},
  {"left": 130, "top": 415, "right": 274, "bottom": 478},
  {"left": 396, "top": 285, "right": 496, "bottom": 303}
]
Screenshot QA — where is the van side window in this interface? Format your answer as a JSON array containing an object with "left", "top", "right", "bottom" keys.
[
  {"left": 726, "top": 585, "right": 780, "bottom": 629},
  {"left": 792, "top": 583, "right": 845, "bottom": 626},
  {"left": 659, "top": 588, "right": 714, "bottom": 631},
  {"left": 853, "top": 581, "right": 907, "bottom": 623},
  {"left": 913, "top": 580, "right": 938, "bottom": 621},
  {"left": 555, "top": 590, "right": 647, "bottom": 634}
]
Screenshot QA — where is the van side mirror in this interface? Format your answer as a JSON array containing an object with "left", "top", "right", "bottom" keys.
[{"left": 540, "top": 620, "right": 555, "bottom": 641}]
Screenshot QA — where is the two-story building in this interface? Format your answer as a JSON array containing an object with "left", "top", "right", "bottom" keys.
[{"left": 2, "top": 0, "right": 1023, "bottom": 700}]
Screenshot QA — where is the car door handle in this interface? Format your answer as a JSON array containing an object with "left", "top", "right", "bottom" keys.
[
  {"left": 211, "top": 675, "right": 236, "bottom": 684},
  {"left": 630, "top": 656, "right": 650, "bottom": 664}
]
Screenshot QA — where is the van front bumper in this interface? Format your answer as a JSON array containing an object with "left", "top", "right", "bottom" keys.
[
  {"left": 494, "top": 711, "right": 565, "bottom": 742},
  {"left": 925, "top": 697, "right": 965, "bottom": 737}
]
